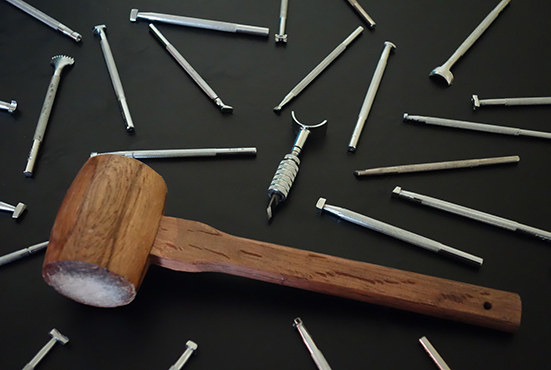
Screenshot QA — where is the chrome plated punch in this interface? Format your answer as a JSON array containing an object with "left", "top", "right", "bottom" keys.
[
  {"left": 393, "top": 187, "right": 551, "bottom": 242},
  {"left": 274, "top": 26, "right": 363, "bottom": 112},
  {"left": 316, "top": 197, "right": 483, "bottom": 266},
  {"left": 275, "top": 0, "right": 289, "bottom": 42},
  {"left": 472, "top": 94, "right": 551, "bottom": 109},
  {"left": 5, "top": 0, "right": 82, "bottom": 42},
  {"left": 0, "top": 200, "right": 27, "bottom": 218},
  {"left": 0, "top": 100, "right": 17, "bottom": 113},
  {"left": 293, "top": 318, "right": 332, "bottom": 370},
  {"left": 169, "top": 340, "right": 198, "bottom": 370},
  {"left": 344, "top": 0, "right": 376, "bottom": 28},
  {"left": 0, "top": 241, "right": 48, "bottom": 267},
  {"left": 419, "top": 336, "right": 452, "bottom": 370},
  {"left": 130, "top": 9, "right": 269, "bottom": 37},
  {"left": 91, "top": 147, "right": 257, "bottom": 158},
  {"left": 22, "top": 329, "right": 69, "bottom": 370},
  {"left": 149, "top": 24, "right": 233, "bottom": 112}
]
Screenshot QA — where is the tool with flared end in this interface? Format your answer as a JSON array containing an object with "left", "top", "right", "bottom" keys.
[
  {"left": 0, "top": 200, "right": 27, "bottom": 218},
  {"left": 267, "top": 111, "right": 327, "bottom": 220},
  {"left": 0, "top": 99, "right": 17, "bottom": 113}
]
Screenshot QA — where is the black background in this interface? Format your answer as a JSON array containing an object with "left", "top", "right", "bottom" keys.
[{"left": 1, "top": 0, "right": 550, "bottom": 368}]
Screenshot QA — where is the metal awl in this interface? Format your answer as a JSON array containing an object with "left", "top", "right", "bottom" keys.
[
  {"left": 169, "top": 340, "right": 198, "bottom": 370},
  {"left": 0, "top": 241, "right": 48, "bottom": 267},
  {"left": 149, "top": 24, "right": 233, "bottom": 112},
  {"left": 22, "top": 329, "right": 69, "bottom": 370},
  {"left": 275, "top": 0, "right": 289, "bottom": 42},
  {"left": 293, "top": 318, "right": 332, "bottom": 370},
  {"left": 344, "top": 0, "right": 376, "bottom": 28},
  {"left": 472, "top": 94, "right": 551, "bottom": 109},
  {"left": 91, "top": 147, "right": 257, "bottom": 158},
  {"left": 0, "top": 99, "right": 17, "bottom": 113},
  {"left": 419, "top": 336, "right": 452, "bottom": 370},
  {"left": 0, "top": 200, "right": 27, "bottom": 218}
]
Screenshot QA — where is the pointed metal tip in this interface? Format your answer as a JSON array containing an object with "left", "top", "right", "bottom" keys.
[{"left": 273, "top": 105, "right": 282, "bottom": 112}]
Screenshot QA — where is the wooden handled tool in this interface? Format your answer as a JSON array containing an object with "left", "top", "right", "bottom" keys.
[{"left": 43, "top": 155, "right": 521, "bottom": 332}]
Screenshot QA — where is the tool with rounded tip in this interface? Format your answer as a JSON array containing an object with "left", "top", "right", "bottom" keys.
[
  {"left": 148, "top": 24, "right": 233, "bottom": 113},
  {"left": 22, "top": 329, "right": 69, "bottom": 370},
  {"left": 94, "top": 25, "right": 135, "bottom": 132},
  {"left": 273, "top": 26, "right": 363, "bottom": 112},
  {"left": 267, "top": 111, "right": 327, "bottom": 220},
  {"left": 24, "top": 55, "right": 74, "bottom": 177},
  {"left": 316, "top": 197, "right": 483, "bottom": 267},
  {"left": 275, "top": 0, "right": 289, "bottom": 43},
  {"left": 0, "top": 200, "right": 27, "bottom": 218},
  {"left": 169, "top": 340, "right": 198, "bottom": 370},
  {"left": 293, "top": 318, "right": 332, "bottom": 370},
  {"left": 348, "top": 41, "right": 395, "bottom": 152},
  {"left": 130, "top": 9, "right": 269, "bottom": 37},
  {"left": 91, "top": 147, "right": 256, "bottom": 158},
  {"left": 430, "top": 0, "right": 510, "bottom": 86},
  {"left": 419, "top": 336, "right": 451, "bottom": 370},
  {"left": 0, "top": 241, "right": 48, "bottom": 267},
  {"left": 472, "top": 94, "right": 551, "bottom": 109},
  {"left": 5, "top": 0, "right": 81, "bottom": 42},
  {"left": 344, "top": 0, "right": 376, "bottom": 28},
  {"left": 0, "top": 99, "right": 17, "bottom": 113}
]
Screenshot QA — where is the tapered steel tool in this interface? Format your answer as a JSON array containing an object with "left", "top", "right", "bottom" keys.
[
  {"left": 293, "top": 318, "right": 332, "bottom": 370},
  {"left": 0, "top": 241, "right": 48, "bottom": 267},
  {"left": 0, "top": 200, "right": 27, "bottom": 218},
  {"left": 348, "top": 41, "right": 395, "bottom": 152},
  {"left": 0, "top": 99, "right": 17, "bottom": 113},
  {"left": 419, "top": 337, "right": 451, "bottom": 370},
  {"left": 316, "top": 197, "right": 483, "bottom": 266},
  {"left": 24, "top": 55, "right": 74, "bottom": 177},
  {"left": 275, "top": 0, "right": 289, "bottom": 42},
  {"left": 169, "top": 341, "right": 198, "bottom": 370},
  {"left": 393, "top": 187, "right": 551, "bottom": 242},
  {"left": 430, "top": 0, "right": 510, "bottom": 86},
  {"left": 472, "top": 94, "right": 551, "bottom": 109},
  {"left": 91, "top": 147, "right": 256, "bottom": 158},
  {"left": 94, "top": 25, "right": 135, "bottom": 132},
  {"left": 5, "top": 0, "right": 81, "bottom": 42},
  {"left": 273, "top": 26, "right": 363, "bottom": 111},
  {"left": 344, "top": 0, "right": 376, "bottom": 28},
  {"left": 22, "top": 329, "right": 69, "bottom": 370},
  {"left": 149, "top": 24, "right": 233, "bottom": 112}
]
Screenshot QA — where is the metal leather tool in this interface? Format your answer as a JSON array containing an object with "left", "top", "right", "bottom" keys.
[
  {"left": 0, "top": 200, "right": 27, "bottom": 218},
  {"left": 0, "top": 99, "right": 17, "bottom": 113},
  {"left": 169, "top": 341, "right": 198, "bottom": 370},
  {"left": 472, "top": 94, "right": 551, "bottom": 109},
  {"left": 275, "top": 0, "right": 289, "bottom": 42},
  {"left": 91, "top": 147, "right": 257, "bottom": 158},
  {"left": 267, "top": 111, "right": 327, "bottom": 220},
  {"left": 24, "top": 55, "right": 74, "bottom": 177},
  {"left": 344, "top": 0, "right": 376, "bottom": 28},
  {"left": 293, "top": 318, "right": 332, "bottom": 370},
  {"left": 419, "top": 336, "right": 452, "bottom": 370},
  {"left": 22, "top": 329, "right": 69, "bottom": 370},
  {"left": 0, "top": 241, "right": 48, "bottom": 267},
  {"left": 149, "top": 24, "right": 233, "bottom": 112}
]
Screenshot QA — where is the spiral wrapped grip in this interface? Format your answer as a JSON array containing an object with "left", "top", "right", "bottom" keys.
[{"left": 268, "top": 153, "right": 300, "bottom": 200}]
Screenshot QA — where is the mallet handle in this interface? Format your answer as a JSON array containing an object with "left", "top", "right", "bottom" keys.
[{"left": 151, "top": 216, "right": 521, "bottom": 332}]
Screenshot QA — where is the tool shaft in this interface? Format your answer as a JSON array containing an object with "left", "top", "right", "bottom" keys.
[
  {"left": 169, "top": 341, "right": 197, "bottom": 370},
  {"left": 294, "top": 318, "right": 332, "bottom": 370},
  {"left": 419, "top": 337, "right": 451, "bottom": 370},
  {"left": 478, "top": 96, "right": 551, "bottom": 107},
  {"left": 345, "top": 0, "right": 376, "bottom": 27},
  {"left": 92, "top": 147, "right": 257, "bottom": 158},
  {"left": 0, "top": 241, "right": 48, "bottom": 267},
  {"left": 275, "top": 0, "right": 289, "bottom": 42},
  {"left": 0, "top": 100, "right": 17, "bottom": 113}
]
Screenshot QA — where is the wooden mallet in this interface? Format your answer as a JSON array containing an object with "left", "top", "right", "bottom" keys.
[{"left": 43, "top": 155, "right": 521, "bottom": 332}]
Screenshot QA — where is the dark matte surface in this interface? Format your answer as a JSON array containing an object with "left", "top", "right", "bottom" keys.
[{"left": 1, "top": 0, "right": 549, "bottom": 368}]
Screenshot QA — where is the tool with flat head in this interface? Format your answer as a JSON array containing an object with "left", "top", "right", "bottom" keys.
[
  {"left": 275, "top": 0, "right": 289, "bottom": 42},
  {"left": 344, "top": 0, "right": 376, "bottom": 28},
  {"left": 267, "top": 111, "right": 327, "bottom": 220},
  {"left": 0, "top": 99, "right": 17, "bottom": 113},
  {"left": 169, "top": 340, "right": 198, "bottom": 370},
  {"left": 293, "top": 318, "right": 332, "bottom": 370},
  {"left": 0, "top": 200, "right": 27, "bottom": 218},
  {"left": 42, "top": 154, "right": 521, "bottom": 331},
  {"left": 0, "top": 241, "right": 48, "bottom": 267},
  {"left": 148, "top": 24, "right": 233, "bottom": 112},
  {"left": 22, "top": 329, "right": 69, "bottom": 370},
  {"left": 419, "top": 336, "right": 451, "bottom": 370},
  {"left": 472, "top": 94, "right": 551, "bottom": 109},
  {"left": 24, "top": 55, "right": 74, "bottom": 177}
]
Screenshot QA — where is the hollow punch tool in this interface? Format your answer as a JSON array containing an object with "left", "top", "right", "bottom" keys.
[
  {"left": 344, "top": 0, "right": 376, "bottom": 28},
  {"left": 169, "top": 340, "right": 198, "bottom": 370},
  {"left": 393, "top": 187, "right": 551, "bottom": 242},
  {"left": 24, "top": 55, "right": 74, "bottom": 177},
  {"left": 430, "top": 0, "right": 510, "bottom": 86},
  {"left": 354, "top": 155, "right": 520, "bottom": 177},
  {"left": 130, "top": 9, "right": 269, "bottom": 37},
  {"left": 273, "top": 26, "right": 364, "bottom": 112},
  {"left": 0, "top": 99, "right": 17, "bottom": 113},
  {"left": 149, "top": 24, "right": 233, "bottom": 112},
  {"left": 293, "top": 318, "right": 332, "bottom": 370},
  {"left": 348, "top": 41, "right": 395, "bottom": 152},
  {"left": 94, "top": 25, "right": 135, "bottom": 132},
  {"left": 0, "top": 241, "right": 48, "bottom": 267},
  {"left": 316, "top": 197, "right": 483, "bottom": 266},
  {"left": 267, "top": 111, "right": 327, "bottom": 220},
  {"left": 275, "top": 0, "right": 289, "bottom": 43},
  {"left": 403, "top": 113, "right": 551, "bottom": 140},
  {"left": 22, "top": 329, "right": 69, "bottom": 370},
  {"left": 0, "top": 200, "right": 27, "bottom": 218},
  {"left": 419, "top": 337, "right": 452, "bottom": 370},
  {"left": 91, "top": 147, "right": 257, "bottom": 158},
  {"left": 5, "top": 0, "right": 81, "bottom": 42},
  {"left": 472, "top": 94, "right": 551, "bottom": 110}
]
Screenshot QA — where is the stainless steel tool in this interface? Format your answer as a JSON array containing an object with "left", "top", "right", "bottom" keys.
[
  {"left": 0, "top": 241, "right": 48, "bottom": 267},
  {"left": 0, "top": 200, "right": 27, "bottom": 218},
  {"left": 393, "top": 187, "right": 551, "bottom": 242},
  {"left": 472, "top": 94, "right": 551, "bottom": 109},
  {"left": 0, "top": 99, "right": 17, "bottom": 113},
  {"left": 130, "top": 9, "right": 269, "bottom": 37},
  {"left": 149, "top": 24, "right": 233, "bottom": 112},
  {"left": 273, "top": 26, "right": 363, "bottom": 111},
  {"left": 22, "top": 329, "right": 69, "bottom": 370},
  {"left": 354, "top": 155, "right": 519, "bottom": 177},
  {"left": 24, "top": 55, "right": 74, "bottom": 177},
  {"left": 91, "top": 147, "right": 257, "bottom": 158},
  {"left": 403, "top": 113, "right": 551, "bottom": 140},
  {"left": 348, "top": 41, "right": 395, "bottom": 152},
  {"left": 169, "top": 340, "right": 198, "bottom": 370},
  {"left": 419, "top": 336, "right": 451, "bottom": 370},
  {"left": 430, "top": 0, "right": 510, "bottom": 86},
  {"left": 275, "top": 0, "right": 289, "bottom": 42},
  {"left": 94, "top": 25, "right": 135, "bottom": 132},
  {"left": 293, "top": 318, "right": 332, "bottom": 370},
  {"left": 267, "top": 111, "right": 327, "bottom": 220},
  {"left": 5, "top": 0, "right": 81, "bottom": 42},
  {"left": 316, "top": 197, "right": 483, "bottom": 266},
  {"left": 344, "top": 0, "right": 376, "bottom": 28}
]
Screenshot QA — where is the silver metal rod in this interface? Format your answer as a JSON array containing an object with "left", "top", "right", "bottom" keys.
[
  {"left": 419, "top": 337, "right": 452, "bottom": 370},
  {"left": 403, "top": 113, "right": 551, "bottom": 140},
  {"left": 148, "top": 24, "right": 233, "bottom": 112},
  {"left": 0, "top": 241, "right": 48, "bottom": 267},
  {"left": 348, "top": 41, "right": 395, "bottom": 152},
  {"left": 473, "top": 94, "right": 551, "bottom": 109},
  {"left": 5, "top": 0, "right": 82, "bottom": 42},
  {"left": 274, "top": 26, "right": 363, "bottom": 112},
  {"left": 393, "top": 187, "right": 551, "bottom": 242},
  {"left": 94, "top": 25, "right": 135, "bottom": 132},
  {"left": 0, "top": 99, "right": 17, "bottom": 113},
  {"left": 293, "top": 318, "right": 332, "bottom": 370},
  {"left": 354, "top": 155, "right": 519, "bottom": 176},
  {"left": 169, "top": 340, "right": 197, "bottom": 370},
  {"left": 130, "top": 9, "right": 269, "bottom": 37},
  {"left": 275, "top": 0, "right": 289, "bottom": 42},
  {"left": 430, "top": 0, "right": 510, "bottom": 86},
  {"left": 344, "top": 0, "right": 376, "bottom": 28},
  {"left": 91, "top": 147, "right": 257, "bottom": 159},
  {"left": 0, "top": 200, "right": 27, "bottom": 218},
  {"left": 316, "top": 197, "right": 483, "bottom": 266}
]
